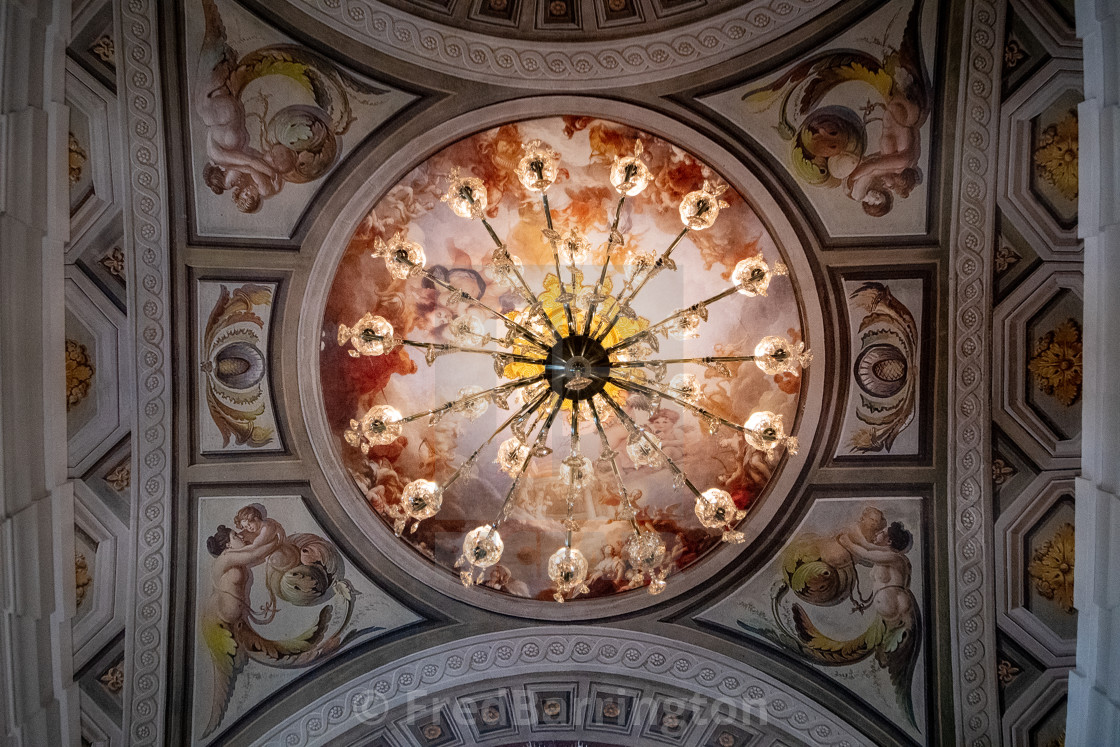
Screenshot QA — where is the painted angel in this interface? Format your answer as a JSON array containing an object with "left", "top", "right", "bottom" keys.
[
  {"left": 742, "top": 0, "right": 931, "bottom": 217},
  {"left": 199, "top": 523, "right": 354, "bottom": 737},
  {"left": 196, "top": 0, "right": 386, "bottom": 212},
  {"left": 768, "top": 517, "right": 922, "bottom": 727}
]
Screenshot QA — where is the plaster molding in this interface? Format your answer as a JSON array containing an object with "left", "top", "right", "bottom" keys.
[
  {"left": 286, "top": 0, "right": 843, "bottom": 89},
  {"left": 945, "top": 0, "right": 1004, "bottom": 743},
  {"left": 116, "top": 0, "right": 173, "bottom": 743},
  {"left": 255, "top": 627, "right": 870, "bottom": 746}
]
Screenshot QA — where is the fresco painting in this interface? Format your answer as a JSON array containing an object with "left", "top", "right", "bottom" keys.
[
  {"left": 185, "top": 0, "right": 414, "bottom": 239},
  {"left": 698, "top": 496, "right": 927, "bottom": 740},
  {"left": 700, "top": 0, "right": 937, "bottom": 238},
  {"left": 197, "top": 280, "right": 283, "bottom": 453},
  {"left": 320, "top": 117, "right": 806, "bottom": 603},
  {"left": 836, "top": 278, "right": 923, "bottom": 457},
  {"left": 192, "top": 495, "right": 421, "bottom": 743}
]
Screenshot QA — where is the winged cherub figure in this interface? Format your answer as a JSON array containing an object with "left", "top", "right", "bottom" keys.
[
  {"left": 199, "top": 521, "right": 354, "bottom": 737},
  {"left": 742, "top": 0, "right": 931, "bottom": 217},
  {"left": 777, "top": 517, "right": 922, "bottom": 727}
]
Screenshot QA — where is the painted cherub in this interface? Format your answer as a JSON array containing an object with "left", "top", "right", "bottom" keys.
[
  {"left": 742, "top": 0, "right": 931, "bottom": 217},
  {"left": 200, "top": 525, "right": 338, "bottom": 737},
  {"left": 232, "top": 502, "right": 286, "bottom": 557}
]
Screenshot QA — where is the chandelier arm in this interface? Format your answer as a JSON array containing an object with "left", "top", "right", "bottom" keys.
[
  {"left": 398, "top": 339, "right": 547, "bottom": 367},
  {"left": 588, "top": 396, "right": 641, "bottom": 533},
  {"left": 442, "top": 386, "right": 553, "bottom": 492},
  {"left": 415, "top": 267, "right": 552, "bottom": 352},
  {"left": 599, "top": 394, "right": 704, "bottom": 501},
  {"left": 611, "top": 354, "right": 757, "bottom": 370},
  {"left": 606, "top": 375, "right": 745, "bottom": 433},
  {"left": 581, "top": 195, "right": 628, "bottom": 337},
  {"left": 591, "top": 226, "right": 690, "bottom": 342},
  {"left": 522, "top": 387, "right": 564, "bottom": 439},
  {"left": 603, "top": 285, "right": 740, "bottom": 354},
  {"left": 563, "top": 403, "right": 582, "bottom": 534},
  {"left": 541, "top": 196, "right": 578, "bottom": 336},
  {"left": 490, "top": 396, "right": 563, "bottom": 533},
  {"left": 477, "top": 217, "right": 563, "bottom": 343},
  {"left": 397, "top": 374, "right": 546, "bottom": 424},
  {"left": 641, "top": 286, "right": 740, "bottom": 339}
]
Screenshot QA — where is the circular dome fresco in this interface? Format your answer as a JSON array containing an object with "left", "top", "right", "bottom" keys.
[{"left": 318, "top": 115, "right": 810, "bottom": 610}]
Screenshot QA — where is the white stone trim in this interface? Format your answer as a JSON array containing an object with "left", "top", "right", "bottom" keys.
[
  {"left": 945, "top": 0, "right": 1004, "bottom": 743},
  {"left": 255, "top": 627, "right": 870, "bottom": 746},
  {"left": 1069, "top": 5, "right": 1120, "bottom": 744},
  {"left": 287, "top": 0, "right": 842, "bottom": 89},
  {"left": 116, "top": 0, "right": 173, "bottom": 742}
]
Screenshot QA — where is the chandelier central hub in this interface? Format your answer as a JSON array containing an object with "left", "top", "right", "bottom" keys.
[{"left": 545, "top": 334, "right": 611, "bottom": 401}]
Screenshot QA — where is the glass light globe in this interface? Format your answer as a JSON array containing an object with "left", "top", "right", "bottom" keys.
[
  {"left": 496, "top": 437, "right": 530, "bottom": 476},
  {"left": 609, "top": 148, "right": 652, "bottom": 196},
  {"left": 442, "top": 169, "right": 488, "bottom": 218},
  {"left": 360, "top": 405, "right": 403, "bottom": 446},
  {"left": 743, "top": 411, "right": 799, "bottom": 454},
  {"left": 624, "top": 531, "right": 666, "bottom": 572},
  {"left": 622, "top": 248, "right": 657, "bottom": 280},
  {"left": 401, "top": 479, "right": 442, "bottom": 522},
  {"left": 557, "top": 229, "right": 590, "bottom": 265},
  {"left": 668, "top": 373, "right": 701, "bottom": 404},
  {"left": 454, "top": 385, "right": 489, "bottom": 420},
  {"left": 561, "top": 454, "right": 594, "bottom": 490},
  {"left": 694, "top": 487, "right": 744, "bottom": 529},
  {"left": 666, "top": 311, "right": 703, "bottom": 340},
  {"left": 627, "top": 433, "right": 662, "bottom": 467},
  {"left": 547, "top": 546, "right": 589, "bottom": 602},
  {"left": 678, "top": 187, "right": 727, "bottom": 230},
  {"left": 516, "top": 140, "right": 560, "bottom": 192},
  {"left": 449, "top": 314, "right": 487, "bottom": 345},
  {"left": 376, "top": 236, "right": 426, "bottom": 280},
  {"left": 484, "top": 251, "right": 523, "bottom": 289},
  {"left": 732, "top": 255, "right": 787, "bottom": 297},
  {"left": 338, "top": 313, "right": 394, "bottom": 357},
  {"left": 754, "top": 336, "right": 806, "bottom": 375},
  {"left": 462, "top": 526, "right": 504, "bottom": 569}
]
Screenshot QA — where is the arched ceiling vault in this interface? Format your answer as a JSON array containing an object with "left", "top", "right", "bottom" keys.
[{"left": 49, "top": 0, "right": 1085, "bottom": 744}]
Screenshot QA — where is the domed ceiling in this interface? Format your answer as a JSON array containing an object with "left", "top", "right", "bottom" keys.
[
  {"left": 318, "top": 116, "right": 810, "bottom": 611},
  {"left": 59, "top": 0, "right": 1085, "bottom": 744}
]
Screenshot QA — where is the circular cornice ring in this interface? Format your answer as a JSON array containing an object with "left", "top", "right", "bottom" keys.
[
  {"left": 286, "top": 0, "right": 843, "bottom": 89},
  {"left": 254, "top": 626, "right": 869, "bottom": 745},
  {"left": 298, "top": 96, "right": 826, "bottom": 621}
]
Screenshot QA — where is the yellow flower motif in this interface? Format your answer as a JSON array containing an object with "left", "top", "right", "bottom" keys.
[
  {"left": 1027, "top": 318, "right": 1082, "bottom": 407},
  {"left": 68, "top": 132, "right": 87, "bottom": 186},
  {"left": 1033, "top": 110, "right": 1078, "bottom": 201},
  {"left": 65, "top": 339, "right": 95, "bottom": 411},
  {"left": 1028, "top": 522, "right": 1075, "bottom": 614},
  {"left": 75, "top": 552, "right": 91, "bottom": 607}
]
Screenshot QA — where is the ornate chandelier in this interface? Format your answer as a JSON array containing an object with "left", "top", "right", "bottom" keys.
[{"left": 337, "top": 139, "right": 809, "bottom": 602}]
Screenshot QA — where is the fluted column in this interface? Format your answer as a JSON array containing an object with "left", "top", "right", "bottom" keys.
[
  {"left": 0, "top": 0, "right": 78, "bottom": 744},
  {"left": 1068, "top": 0, "right": 1120, "bottom": 744}
]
